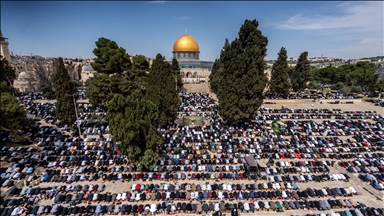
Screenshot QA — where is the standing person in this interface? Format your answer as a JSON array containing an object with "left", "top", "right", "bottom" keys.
[{"left": 231, "top": 208, "right": 239, "bottom": 216}]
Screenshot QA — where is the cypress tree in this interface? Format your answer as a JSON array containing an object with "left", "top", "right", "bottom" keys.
[
  {"left": 52, "top": 57, "right": 77, "bottom": 126},
  {"left": 291, "top": 51, "right": 311, "bottom": 92},
  {"left": 209, "top": 59, "right": 222, "bottom": 94},
  {"left": 209, "top": 39, "right": 229, "bottom": 94},
  {"left": 269, "top": 47, "right": 291, "bottom": 97},
  {"left": 146, "top": 54, "right": 180, "bottom": 125},
  {"left": 217, "top": 19, "right": 269, "bottom": 123}
]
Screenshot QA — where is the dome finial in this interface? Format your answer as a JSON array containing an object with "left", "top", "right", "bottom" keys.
[{"left": 185, "top": 28, "right": 187, "bottom": 35}]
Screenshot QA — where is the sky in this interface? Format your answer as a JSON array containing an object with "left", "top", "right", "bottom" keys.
[{"left": 1, "top": 1, "right": 383, "bottom": 61}]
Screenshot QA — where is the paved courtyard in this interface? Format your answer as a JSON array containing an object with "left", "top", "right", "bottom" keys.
[{"left": 2, "top": 84, "right": 383, "bottom": 216}]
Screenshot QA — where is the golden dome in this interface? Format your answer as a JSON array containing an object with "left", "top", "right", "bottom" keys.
[{"left": 173, "top": 34, "right": 200, "bottom": 53}]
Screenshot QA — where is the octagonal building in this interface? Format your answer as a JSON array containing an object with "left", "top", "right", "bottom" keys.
[{"left": 171, "top": 31, "right": 214, "bottom": 83}]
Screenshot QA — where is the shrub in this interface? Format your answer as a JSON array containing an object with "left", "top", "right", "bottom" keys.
[
  {"left": 338, "top": 87, "right": 350, "bottom": 94},
  {"left": 331, "top": 82, "right": 344, "bottom": 90},
  {"left": 308, "top": 81, "right": 323, "bottom": 90},
  {"left": 349, "top": 86, "right": 362, "bottom": 94}
]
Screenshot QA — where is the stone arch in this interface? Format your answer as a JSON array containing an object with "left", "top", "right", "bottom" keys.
[
  {"left": 193, "top": 72, "right": 198, "bottom": 78},
  {"left": 186, "top": 71, "right": 192, "bottom": 78},
  {"left": 180, "top": 71, "right": 185, "bottom": 78}
]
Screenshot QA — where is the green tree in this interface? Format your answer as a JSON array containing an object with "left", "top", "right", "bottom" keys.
[
  {"left": 376, "top": 79, "right": 384, "bottom": 93},
  {"left": 307, "top": 81, "right": 323, "bottom": 90},
  {"left": 91, "top": 37, "right": 132, "bottom": 75},
  {"left": 216, "top": 19, "right": 269, "bottom": 123},
  {"left": 0, "top": 91, "right": 29, "bottom": 131},
  {"left": 291, "top": 51, "right": 311, "bottom": 92},
  {"left": 171, "top": 58, "right": 183, "bottom": 92},
  {"left": 106, "top": 91, "right": 163, "bottom": 169},
  {"left": 146, "top": 54, "right": 180, "bottom": 125},
  {"left": 0, "top": 55, "right": 16, "bottom": 87},
  {"left": 52, "top": 57, "right": 77, "bottom": 126},
  {"left": 140, "top": 149, "right": 160, "bottom": 170},
  {"left": 331, "top": 82, "right": 345, "bottom": 91},
  {"left": 86, "top": 71, "right": 147, "bottom": 108},
  {"left": 77, "top": 64, "right": 82, "bottom": 81},
  {"left": 209, "top": 59, "right": 224, "bottom": 94},
  {"left": 288, "top": 66, "right": 295, "bottom": 81},
  {"left": 376, "top": 79, "right": 384, "bottom": 98},
  {"left": 349, "top": 85, "right": 362, "bottom": 94},
  {"left": 355, "top": 62, "right": 378, "bottom": 91},
  {"left": 268, "top": 47, "right": 291, "bottom": 96},
  {"left": 210, "top": 39, "right": 229, "bottom": 94},
  {"left": 0, "top": 81, "right": 14, "bottom": 94},
  {"left": 312, "top": 62, "right": 378, "bottom": 92},
  {"left": 40, "top": 84, "right": 55, "bottom": 99},
  {"left": 85, "top": 73, "right": 112, "bottom": 107},
  {"left": 132, "top": 55, "right": 150, "bottom": 71},
  {"left": 0, "top": 56, "right": 30, "bottom": 134},
  {"left": 128, "top": 55, "right": 150, "bottom": 91}
]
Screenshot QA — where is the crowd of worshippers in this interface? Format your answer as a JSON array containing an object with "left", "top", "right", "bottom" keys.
[
  {"left": 258, "top": 107, "right": 381, "bottom": 122},
  {"left": 2, "top": 178, "right": 373, "bottom": 214},
  {"left": 178, "top": 92, "right": 218, "bottom": 112},
  {"left": 339, "top": 159, "right": 384, "bottom": 191},
  {"left": 19, "top": 91, "right": 384, "bottom": 144},
  {"left": 1, "top": 91, "right": 383, "bottom": 216},
  {"left": 7, "top": 181, "right": 363, "bottom": 204},
  {"left": 263, "top": 92, "right": 363, "bottom": 100},
  {"left": 3, "top": 199, "right": 382, "bottom": 216},
  {"left": 19, "top": 94, "right": 109, "bottom": 138},
  {"left": 159, "top": 127, "right": 383, "bottom": 161}
]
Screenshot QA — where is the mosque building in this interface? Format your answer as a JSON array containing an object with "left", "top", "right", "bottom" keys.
[{"left": 171, "top": 30, "right": 214, "bottom": 83}]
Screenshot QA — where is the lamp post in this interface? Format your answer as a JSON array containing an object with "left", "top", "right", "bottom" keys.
[
  {"left": 174, "top": 69, "right": 178, "bottom": 91},
  {"left": 65, "top": 92, "right": 82, "bottom": 139}
]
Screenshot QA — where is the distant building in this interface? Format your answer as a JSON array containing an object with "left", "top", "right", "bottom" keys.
[
  {"left": 13, "top": 71, "right": 40, "bottom": 92},
  {"left": 81, "top": 64, "right": 95, "bottom": 83}
]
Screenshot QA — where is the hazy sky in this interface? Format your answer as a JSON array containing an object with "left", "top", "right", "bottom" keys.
[{"left": 1, "top": 1, "right": 383, "bottom": 61}]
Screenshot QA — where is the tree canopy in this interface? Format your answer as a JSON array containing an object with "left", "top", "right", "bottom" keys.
[
  {"left": 0, "top": 56, "right": 30, "bottom": 140},
  {"left": 0, "top": 83, "right": 29, "bottom": 132},
  {"left": 131, "top": 55, "right": 150, "bottom": 71},
  {"left": 312, "top": 61, "right": 379, "bottom": 92},
  {"left": 213, "top": 19, "right": 269, "bottom": 123},
  {"left": 146, "top": 54, "right": 180, "bottom": 125},
  {"left": 86, "top": 67, "right": 148, "bottom": 108},
  {"left": 52, "top": 57, "right": 77, "bottom": 126},
  {"left": 290, "top": 51, "right": 311, "bottom": 92},
  {"left": 87, "top": 39, "right": 149, "bottom": 108},
  {"left": 86, "top": 73, "right": 129, "bottom": 108},
  {"left": 91, "top": 37, "right": 132, "bottom": 75},
  {"left": 106, "top": 91, "right": 163, "bottom": 169},
  {"left": 0, "top": 55, "right": 16, "bottom": 86},
  {"left": 268, "top": 47, "right": 291, "bottom": 96},
  {"left": 209, "top": 58, "right": 224, "bottom": 94}
]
